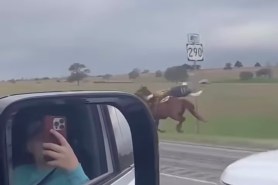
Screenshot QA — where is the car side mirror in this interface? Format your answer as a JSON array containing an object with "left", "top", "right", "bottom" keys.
[{"left": 0, "top": 91, "right": 159, "bottom": 185}]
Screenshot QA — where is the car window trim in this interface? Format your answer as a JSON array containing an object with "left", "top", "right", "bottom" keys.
[
  {"left": 84, "top": 105, "right": 125, "bottom": 185},
  {"left": 96, "top": 105, "right": 135, "bottom": 185},
  {"left": 104, "top": 105, "right": 134, "bottom": 171},
  {"left": 4, "top": 116, "right": 13, "bottom": 185},
  {"left": 96, "top": 105, "right": 113, "bottom": 173},
  {"left": 98, "top": 105, "right": 121, "bottom": 172}
]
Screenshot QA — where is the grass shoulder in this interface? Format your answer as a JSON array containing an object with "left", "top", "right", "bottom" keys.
[
  {"left": 159, "top": 133, "right": 278, "bottom": 150},
  {"left": 213, "top": 78, "right": 278, "bottom": 84}
]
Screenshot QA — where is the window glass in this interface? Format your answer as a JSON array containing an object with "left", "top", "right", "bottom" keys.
[
  {"left": 113, "top": 107, "right": 133, "bottom": 154},
  {"left": 106, "top": 105, "right": 134, "bottom": 169},
  {"left": 10, "top": 103, "right": 112, "bottom": 185}
]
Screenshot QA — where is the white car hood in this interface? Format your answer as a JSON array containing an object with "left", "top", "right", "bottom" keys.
[{"left": 221, "top": 150, "right": 278, "bottom": 185}]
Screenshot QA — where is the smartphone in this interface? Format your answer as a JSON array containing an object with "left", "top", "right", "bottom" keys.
[{"left": 43, "top": 115, "right": 67, "bottom": 161}]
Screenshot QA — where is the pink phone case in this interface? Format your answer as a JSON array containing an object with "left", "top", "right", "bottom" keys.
[{"left": 43, "top": 115, "right": 67, "bottom": 161}]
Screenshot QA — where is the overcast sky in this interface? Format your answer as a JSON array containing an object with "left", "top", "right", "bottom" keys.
[{"left": 1, "top": 0, "right": 278, "bottom": 79}]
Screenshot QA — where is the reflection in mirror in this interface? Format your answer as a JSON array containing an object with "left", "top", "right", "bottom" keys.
[{"left": 8, "top": 101, "right": 134, "bottom": 185}]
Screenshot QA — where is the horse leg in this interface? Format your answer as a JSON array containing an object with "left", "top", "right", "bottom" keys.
[
  {"left": 168, "top": 102, "right": 186, "bottom": 133},
  {"left": 176, "top": 116, "right": 185, "bottom": 133},
  {"left": 156, "top": 120, "right": 166, "bottom": 133}
]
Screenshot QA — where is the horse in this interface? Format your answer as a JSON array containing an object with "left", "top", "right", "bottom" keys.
[{"left": 135, "top": 86, "right": 206, "bottom": 133}]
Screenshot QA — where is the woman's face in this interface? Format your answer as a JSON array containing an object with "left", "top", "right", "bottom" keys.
[{"left": 27, "top": 133, "right": 45, "bottom": 165}]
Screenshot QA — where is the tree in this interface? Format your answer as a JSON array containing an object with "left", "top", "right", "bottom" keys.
[
  {"left": 128, "top": 69, "right": 140, "bottom": 79},
  {"left": 42, "top": 77, "right": 50, "bottom": 80},
  {"left": 239, "top": 71, "right": 253, "bottom": 80},
  {"left": 142, "top": 69, "right": 150, "bottom": 74},
  {"left": 234, "top": 61, "right": 243, "bottom": 68},
  {"left": 256, "top": 68, "right": 272, "bottom": 79},
  {"left": 102, "top": 74, "right": 112, "bottom": 80},
  {"left": 155, "top": 70, "right": 163, "bottom": 77},
  {"left": 224, "top": 63, "right": 232, "bottom": 70},
  {"left": 181, "top": 63, "right": 194, "bottom": 71},
  {"left": 68, "top": 63, "right": 90, "bottom": 85},
  {"left": 8, "top": 79, "right": 16, "bottom": 84},
  {"left": 164, "top": 65, "right": 189, "bottom": 82},
  {"left": 133, "top": 68, "right": 141, "bottom": 74},
  {"left": 195, "top": 65, "right": 201, "bottom": 70},
  {"left": 254, "top": 62, "right": 261, "bottom": 67}
]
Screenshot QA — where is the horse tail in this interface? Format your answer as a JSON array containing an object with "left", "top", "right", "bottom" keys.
[{"left": 183, "top": 100, "right": 206, "bottom": 122}]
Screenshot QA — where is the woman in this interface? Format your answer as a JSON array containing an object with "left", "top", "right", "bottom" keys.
[{"left": 13, "top": 119, "right": 90, "bottom": 185}]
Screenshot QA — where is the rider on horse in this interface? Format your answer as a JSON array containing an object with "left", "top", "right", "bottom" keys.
[
  {"left": 150, "top": 82, "right": 192, "bottom": 103},
  {"left": 135, "top": 83, "right": 206, "bottom": 133}
]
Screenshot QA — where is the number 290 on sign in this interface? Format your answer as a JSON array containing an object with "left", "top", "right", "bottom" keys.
[{"left": 186, "top": 44, "right": 204, "bottom": 61}]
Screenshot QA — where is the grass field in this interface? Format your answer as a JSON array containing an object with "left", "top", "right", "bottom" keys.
[
  {"left": 2, "top": 67, "right": 278, "bottom": 149},
  {"left": 214, "top": 78, "right": 278, "bottom": 83},
  {"left": 157, "top": 82, "right": 278, "bottom": 149}
]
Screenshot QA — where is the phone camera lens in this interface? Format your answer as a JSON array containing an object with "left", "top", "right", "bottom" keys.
[
  {"left": 54, "top": 121, "right": 59, "bottom": 127},
  {"left": 60, "top": 124, "right": 65, "bottom": 129},
  {"left": 59, "top": 118, "right": 65, "bottom": 124}
]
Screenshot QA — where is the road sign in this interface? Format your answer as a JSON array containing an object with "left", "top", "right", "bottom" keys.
[
  {"left": 186, "top": 43, "right": 204, "bottom": 61},
  {"left": 187, "top": 33, "right": 200, "bottom": 44},
  {"left": 186, "top": 33, "right": 203, "bottom": 134}
]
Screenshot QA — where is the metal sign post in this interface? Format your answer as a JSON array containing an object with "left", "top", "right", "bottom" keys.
[{"left": 186, "top": 33, "right": 204, "bottom": 134}]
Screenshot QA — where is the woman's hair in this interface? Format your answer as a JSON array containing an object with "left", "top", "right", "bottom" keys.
[
  {"left": 25, "top": 119, "right": 44, "bottom": 141},
  {"left": 12, "top": 111, "right": 45, "bottom": 167}
]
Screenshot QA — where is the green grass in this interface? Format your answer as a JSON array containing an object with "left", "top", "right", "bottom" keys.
[
  {"left": 160, "top": 116, "right": 278, "bottom": 139},
  {"left": 213, "top": 78, "right": 278, "bottom": 84},
  {"left": 158, "top": 116, "right": 278, "bottom": 149},
  {"left": 157, "top": 82, "right": 278, "bottom": 149}
]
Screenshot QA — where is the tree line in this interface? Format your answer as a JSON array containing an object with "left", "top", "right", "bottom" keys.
[
  {"left": 64, "top": 63, "right": 198, "bottom": 84},
  {"left": 7, "top": 61, "right": 275, "bottom": 85},
  {"left": 224, "top": 61, "right": 262, "bottom": 70},
  {"left": 127, "top": 63, "right": 200, "bottom": 82}
]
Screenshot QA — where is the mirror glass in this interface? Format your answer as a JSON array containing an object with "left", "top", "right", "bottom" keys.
[{"left": 7, "top": 102, "right": 134, "bottom": 185}]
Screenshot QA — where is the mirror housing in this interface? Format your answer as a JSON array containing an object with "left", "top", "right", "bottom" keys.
[{"left": 0, "top": 91, "right": 159, "bottom": 185}]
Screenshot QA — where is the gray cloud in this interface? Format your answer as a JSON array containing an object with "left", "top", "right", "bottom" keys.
[{"left": 0, "top": 0, "right": 278, "bottom": 79}]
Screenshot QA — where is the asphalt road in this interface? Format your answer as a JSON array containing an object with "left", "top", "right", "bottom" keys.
[{"left": 159, "top": 141, "right": 259, "bottom": 185}]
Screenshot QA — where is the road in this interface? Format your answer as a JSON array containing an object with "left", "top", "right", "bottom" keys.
[{"left": 159, "top": 141, "right": 260, "bottom": 185}]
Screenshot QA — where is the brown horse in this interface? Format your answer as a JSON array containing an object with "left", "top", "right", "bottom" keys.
[{"left": 135, "top": 86, "right": 207, "bottom": 133}]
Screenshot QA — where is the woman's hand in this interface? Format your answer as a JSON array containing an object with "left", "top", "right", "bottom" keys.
[{"left": 42, "top": 129, "right": 79, "bottom": 171}]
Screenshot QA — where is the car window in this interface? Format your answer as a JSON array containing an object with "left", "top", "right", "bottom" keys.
[{"left": 9, "top": 103, "right": 114, "bottom": 185}]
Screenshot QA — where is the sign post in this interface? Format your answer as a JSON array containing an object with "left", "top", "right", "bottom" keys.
[{"left": 186, "top": 33, "right": 204, "bottom": 134}]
